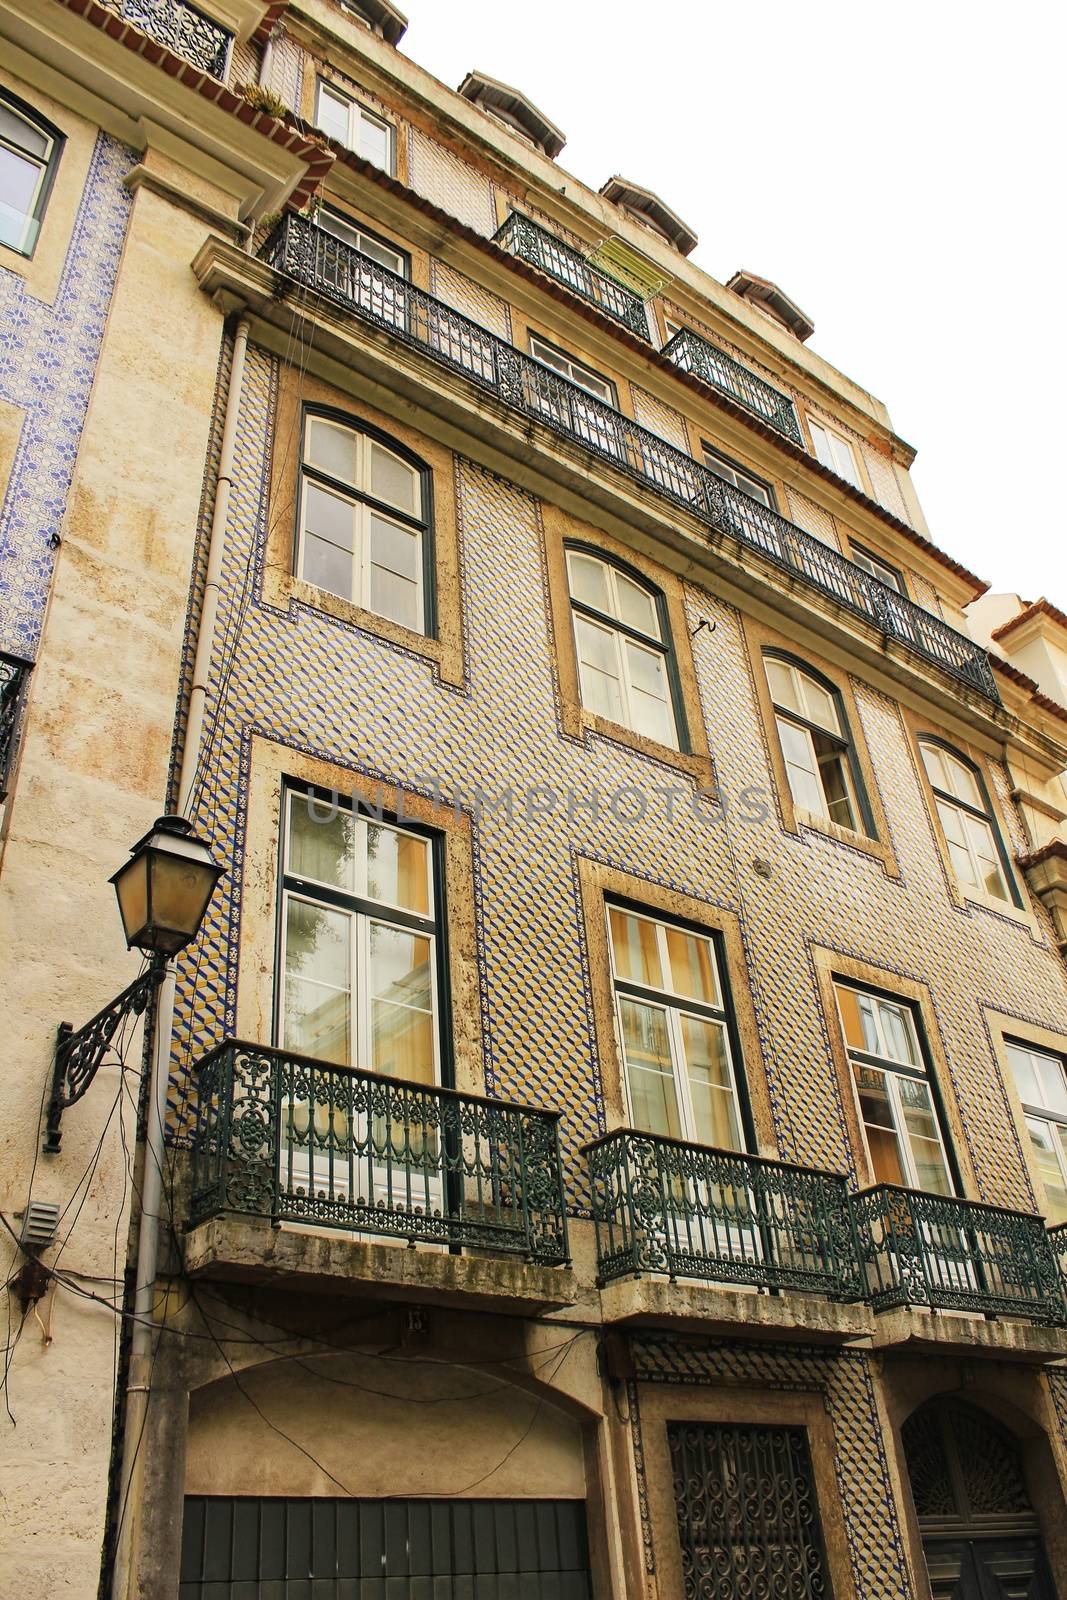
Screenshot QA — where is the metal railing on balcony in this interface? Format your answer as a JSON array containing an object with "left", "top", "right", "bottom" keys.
[
  {"left": 663, "top": 325, "right": 803, "bottom": 445},
  {"left": 493, "top": 213, "right": 651, "bottom": 341},
  {"left": 0, "top": 651, "right": 32, "bottom": 803},
  {"left": 260, "top": 214, "right": 999, "bottom": 703},
  {"left": 851, "top": 1184, "right": 1064, "bottom": 1323},
  {"left": 1049, "top": 1221, "right": 1067, "bottom": 1294},
  {"left": 189, "top": 1041, "right": 570, "bottom": 1264},
  {"left": 584, "top": 1128, "right": 864, "bottom": 1300},
  {"left": 99, "top": 0, "right": 232, "bottom": 78}
]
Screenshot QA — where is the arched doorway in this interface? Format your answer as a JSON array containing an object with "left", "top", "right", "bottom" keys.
[{"left": 902, "top": 1399, "right": 1056, "bottom": 1598}]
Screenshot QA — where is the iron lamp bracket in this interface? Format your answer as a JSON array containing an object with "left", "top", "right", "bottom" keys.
[{"left": 44, "top": 961, "right": 166, "bottom": 1154}]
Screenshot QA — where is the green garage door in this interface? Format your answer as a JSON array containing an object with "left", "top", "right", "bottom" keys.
[{"left": 180, "top": 1497, "right": 593, "bottom": 1598}]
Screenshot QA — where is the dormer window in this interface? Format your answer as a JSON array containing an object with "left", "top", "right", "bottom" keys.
[
  {"left": 334, "top": 0, "right": 408, "bottom": 44},
  {"left": 457, "top": 72, "right": 566, "bottom": 159},
  {"left": 598, "top": 177, "right": 697, "bottom": 256}
]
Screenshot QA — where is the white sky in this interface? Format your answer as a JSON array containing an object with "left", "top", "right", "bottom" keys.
[{"left": 394, "top": 0, "right": 1065, "bottom": 606}]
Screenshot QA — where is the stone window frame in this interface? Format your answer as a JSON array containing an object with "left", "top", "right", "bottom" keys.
[
  {"left": 764, "top": 649, "right": 875, "bottom": 840},
  {"left": 916, "top": 734, "right": 1023, "bottom": 912},
  {"left": 542, "top": 504, "right": 717, "bottom": 791},
  {"left": 985, "top": 1010, "right": 1067, "bottom": 1224},
  {"left": 638, "top": 1383, "right": 859, "bottom": 1600},
  {"left": 576, "top": 858, "right": 774, "bottom": 1152},
  {"left": 238, "top": 738, "right": 484, "bottom": 1098},
  {"left": 742, "top": 615, "right": 899, "bottom": 875},
  {"left": 811, "top": 947, "right": 979, "bottom": 1199},
  {"left": 265, "top": 370, "right": 466, "bottom": 688}
]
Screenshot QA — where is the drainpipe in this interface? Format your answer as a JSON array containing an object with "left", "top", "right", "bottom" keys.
[
  {"left": 258, "top": 27, "right": 276, "bottom": 91},
  {"left": 110, "top": 314, "right": 250, "bottom": 1600}
]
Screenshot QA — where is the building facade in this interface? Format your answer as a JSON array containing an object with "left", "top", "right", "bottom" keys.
[{"left": 3, "top": 2, "right": 1067, "bottom": 1597}]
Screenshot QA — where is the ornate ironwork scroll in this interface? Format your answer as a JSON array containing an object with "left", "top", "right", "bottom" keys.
[
  {"left": 99, "top": 0, "right": 232, "bottom": 79},
  {"left": 584, "top": 1127, "right": 864, "bottom": 1300},
  {"left": 259, "top": 214, "right": 999, "bottom": 702},
  {"left": 667, "top": 1420, "right": 832, "bottom": 1599},
  {"left": 851, "top": 1182, "right": 1065, "bottom": 1323},
  {"left": 189, "top": 1040, "right": 570, "bottom": 1264},
  {"left": 45, "top": 962, "right": 166, "bottom": 1153},
  {"left": 663, "top": 324, "right": 804, "bottom": 444},
  {"left": 493, "top": 212, "right": 651, "bottom": 341}
]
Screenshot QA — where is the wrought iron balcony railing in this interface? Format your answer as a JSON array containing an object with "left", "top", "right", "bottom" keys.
[
  {"left": 493, "top": 213, "right": 650, "bottom": 341},
  {"left": 99, "top": 0, "right": 232, "bottom": 78},
  {"left": 260, "top": 214, "right": 999, "bottom": 703},
  {"left": 1048, "top": 1221, "right": 1067, "bottom": 1294},
  {"left": 663, "top": 326, "right": 803, "bottom": 446},
  {"left": 189, "top": 1041, "right": 570, "bottom": 1265},
  {"left": 851, "top": 1184, "right": 1065, "bottom": 1324},
  {"left": 584, "top": 1128, "right": 864, "bottom": 1300},
  {"left": 0, "top": 651, "right": 32, "bottom": 803}
]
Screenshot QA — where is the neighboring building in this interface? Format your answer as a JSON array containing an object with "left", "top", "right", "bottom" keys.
[{"left": 2, "top": 3, "right": 1067, "bottom": 1598}]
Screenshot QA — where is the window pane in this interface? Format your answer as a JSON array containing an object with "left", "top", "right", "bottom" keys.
[
  {"left": 0, "top": 145, "right": 40, "bottom": 248},
  {"left": 367, "top": 825, "right": 430, "bottom": 915},
  {"left": 1007, "top": 1044, "right": 1043, "bottom": 1109},
  {"left": 369, "top": 925, "right": 434, "bottom": 1079},
  {"left": 962, "top": 812, "right": 1008, "bottom": 900},
  {"left": 837, "top": 986, "right": 877, "bottom": 1055},
  {"left": 809, "top": 422, "right": 835, "bottom": 472},
  {"left": 369, "top": 442, "right": 418, "bottom": 513},
  {"left": 302, "top": 534, "right": 354, "bottom": 600},
  {"left": 935, "top": 800, "right": 978, "bottom": 888},
  {"left": 369, "top": 514, "right": 420, "bottom": 629},
  {"left": 664, "top": 927, "right": 718, "bottom": 1005},
  {"left": 619, "top": 998, "right": 682, "bottom": 1139},
  {"left": 813, "top": 733, "right": 857, "bottom": 829},
  {"left": 318, "top": 208, "right": 364, "bottom": 249},
  {"left": 355, "top": 232, "right": 404, "bottom": 275},
  {"left": 1026, "top": 1119, "right": 1067, "bottom": 1225},
  {"left": 567, "top": 551, "right": 611, "bottom": 613},
  {"left": 288, "top": 790, "right": 357, "bottom": 890},
  {"left": 625, "top": 640, "right": 677, "bottom": 747},
  {"left": 798, "top": 674, "right": 840, "bottom": 735},
  {"left": 943, "top": 751, "right": 983, "bottom": 808},
  {"left": 766, "top": 659, "right": 800, "bottom": 714},
  {"left": 853, "top": 1064, "right": 907, "bottom": 1186},
  {"left": 831, "top": 434, "right": 860, "bottom": 487},
  {"left": 899, "top": 1076, "right": 951, "bottom": 1193},
  {"left": 681, "top": 1016, "right": 742, "bottom": 1151},
  {"left": 0, "top": 103, "right": 50, "bottom": 158},
  {"left": 316, "top": 84, "right": 351, "bottom": 144},
  {"left": 615, "top": 572, "right": 660, "bottom": 638},
  {"left": 777, "top": 718, "right": 825, "bottom": 815},
  {"left": 356, "top": 110, "right": 391, "bottom": 170},
  {"left": 920, "top": 744, "right": 950, "bottom": 792},
  {"left": 306, "top": 418, "right": 360, "bottom": 487},
  {"left": 877, "top": 1000, "right": 919, "bottom": 1067},
  {"left": 283, "top": 898, "right": 352, "bottom": 1064},
  {"left": 303, "top": 480, "right": 356, "bottom": 548},
  {"left": 574, "top": 616, "right": 624, "bottom": 722},
  {"left": 609, "top": 908, "right": 663, "bottom": 989},
  {"left": 1037, "top": 1053, "right": 1067, "bottom": 1117}
]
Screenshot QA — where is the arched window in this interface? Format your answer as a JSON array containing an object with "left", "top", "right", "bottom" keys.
[
  {"left": 0, "top": 93, "right": 63, "bottom": 256},
  {"left": 297, "top": 412, "right": 431, "bottom": 634},
  {"left": 566, "top": 548, "right": 683, "bottom": 749},
  {"left": 918, "top": 739, "right": 1016, "bottom": 904},
  {"left": 764, "top": 654, "right": 869, "bottom": 834}
]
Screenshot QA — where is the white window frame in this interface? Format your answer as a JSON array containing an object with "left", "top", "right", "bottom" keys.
[
  {"left": 278, "top": 793, "right": 439, "bottom": 1075},
  {"left": 0, "top": 94, "right": 60, "bottom": 256},
  {"left": 808, "top": 417, "right": 862, "bottom": 489},
  {"left": 850, "top": 543, "right": 903, "bottom": 594},
  {"left": 702, "top": 445, "right": 774, "bottom": 509},
  {"left": 528, "top": 333, "right": 616, "bottom": 404},
  {"left": 567, "top": 550, "right": 680, "bottom": 749},
  {"left": 1006, "top": 1041, "right": 1067, "bottom": 1223},
  {"left": 607, "top": 905, "right": 746, "bottom": 1152},
  {"left": 919, "top": 742, "right": 1013, "bottom": 904},
  {"left": 835, "top": 983, "right": 955, "bottom": 1193},
  {"left": 765, "top": 657, "right": 864, "bottom": 832},
  {"left": 297, "top": 413, "right": 427, "bottom": 633},
  {"left": 315, "top": 79, "right": 395, "bottom": 172}
]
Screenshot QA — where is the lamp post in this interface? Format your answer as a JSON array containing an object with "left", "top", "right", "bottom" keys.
[{"left": 44, "top": 815, "right": 223, "bottom": 1154}]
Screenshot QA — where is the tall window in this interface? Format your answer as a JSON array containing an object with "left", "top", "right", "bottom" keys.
[
  {"left": 297, "top": 412, "right": 430, "bottom": 633},
  {"left": 1007, "top": 1041, "right": 1067, "bottom": 1224},
  {"left": 607, "top": 904, "right": 747, "bottom": 1151},
  {"left": 567, "top": 549, "right": 681, "bottom": 748},
  {"left": 835, "top": 981, "right": 953, "bottom": 1193},
  {"left": 765, "top": 655, "right": 865, "bottom": 832},
  {"left": 279, "top": 788, "right": 439, "bottom": 1084},
  {"left": 919, "top": 740, "right": 1014, "bottom": 904},
  {"left": 0, "top": 94, "right": 61, "bottom": 255},
  {"left": 315, "top": 80, "right": 395, "bottom": 172},
  {"left": 808, "top": 417, "right": 862, "bottom": 488}
]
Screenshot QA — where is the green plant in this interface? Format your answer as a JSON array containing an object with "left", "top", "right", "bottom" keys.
[{"left": 236, "top": 82, "right": 288, "bottom": 120}]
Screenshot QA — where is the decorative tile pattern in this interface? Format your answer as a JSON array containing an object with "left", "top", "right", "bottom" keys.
[
  {"left": 631, "top": 386, "right": 688, "bottom": 450},
  {"left": 266, "top": 30, "right": 303, "bottom": 114},
  {"left": 0, "top": 132, "right": 134, "bottom": 658},
  {"left": 786, "top": 486, "right": 840, "bottom": 550},
  {"left": 408, "top": 130, "right": 495, "bottom": 237},
  {"left": 862, "top": 446, "right": 910, "bottom": 524},
  {"left": 632, "top": 1334, "right": 915, "bottom": 1600},
  {"left": 430, "top": 261, "right": 512, "bottom": 341}
]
